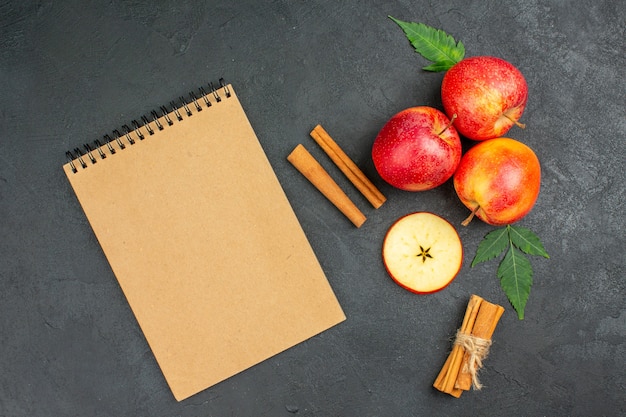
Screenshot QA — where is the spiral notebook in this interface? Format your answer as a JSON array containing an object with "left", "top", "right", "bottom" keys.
[{"left": 63, "top": 80, "right": 346, "bottom": 401}]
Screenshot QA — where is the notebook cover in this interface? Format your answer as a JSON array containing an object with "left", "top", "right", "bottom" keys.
[{"left": 63, "top": 84, "right": 346, "bottom": 401}]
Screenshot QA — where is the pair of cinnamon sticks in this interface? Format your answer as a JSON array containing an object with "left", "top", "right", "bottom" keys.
[
  {"left": 434, "top": 294, "right": 505, "bottom": 397},
  {"left": 288, "top": 125, "right": 386, "bottom": 227}
]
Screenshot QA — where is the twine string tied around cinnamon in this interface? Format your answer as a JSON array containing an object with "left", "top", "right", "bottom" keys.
[{"left": 453, "top": 330, "right": 493, "bottom": 390}]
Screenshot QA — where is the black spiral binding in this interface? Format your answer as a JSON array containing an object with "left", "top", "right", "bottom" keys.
[{"left": 65, "top": 78, "right": 231, "bottom": 174}]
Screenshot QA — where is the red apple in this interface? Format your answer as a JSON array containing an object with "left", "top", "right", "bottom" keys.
[
  {"left": 382, "top": 212, "right": 463, "bottom": 294},
  {"left": 453, "top": 138, "right": 541, "bottom": 226},
  {"left": 441, "top": 56, "right": 528, "bottom": 141},
  {"left": 372, "top": 106, "right": 461, "bottom": 191}
]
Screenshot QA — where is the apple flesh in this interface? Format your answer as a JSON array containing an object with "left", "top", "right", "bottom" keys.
[
  {"left": 441, "top": 56, "right": 528, "bottom": 141},
  {"left": 372, "top": 106, "right": 461, "bottom": 191},
  {"left": 453, "top": 138, "right": 541, "bottom": 226},
  {"left": 382, "top": 212, "right": 463, "bottom": 294}
]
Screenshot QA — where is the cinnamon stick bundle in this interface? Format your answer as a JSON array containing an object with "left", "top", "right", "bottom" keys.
[{"left": 433, "top": 294, "right": 504, "bottom": 397}]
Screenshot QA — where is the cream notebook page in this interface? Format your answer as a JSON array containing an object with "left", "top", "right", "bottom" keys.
[{"left": 63, "top": 83, "right": 346, "bottom": 401}]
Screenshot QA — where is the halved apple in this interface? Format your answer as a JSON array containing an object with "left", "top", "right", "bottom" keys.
[{"left": 382, "top": 212, "right": 463, "bottom": 294}]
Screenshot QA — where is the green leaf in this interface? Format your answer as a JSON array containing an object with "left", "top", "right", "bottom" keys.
[
  {"left": 422, "top": 61, "right": 458, "bottom": 72},
  {"left": 470, "top": 224, "right": 549, "bottom": 319},
  {"left": 389, "top": 16, "right": 465, "bottom": 72},
  {"left": 497, "top": 244, "right": 533, "bottom": 320},
  {"left": 509, "top": 225, "right": 550, "bottom": 258},
  {"left": 471, "top": 227, "right": 509, "bottom": 267}
]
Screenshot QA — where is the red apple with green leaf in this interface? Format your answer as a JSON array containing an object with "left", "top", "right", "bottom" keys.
[
  {"left": 372, "top": 106, "right": 461, "bottom": 191},
  {"left": 389, "top": 17, "right": 528, "bottom": 141},
  {"left": 441, "top": 56, "right": 528, "bottom": 141},
  {"left": 453, "top": 137, "right": 541, "bottom": 226}
]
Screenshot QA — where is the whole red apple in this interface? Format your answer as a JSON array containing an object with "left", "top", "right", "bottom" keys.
[
  {"left": 441, "top": 56, "right": 528, "bottom": 141},
  {"left": 453, "top": 137, "right": 541, "bottom": 226},
  {"left": 372, "top": 106, "right": 461, "bottom": 191}
]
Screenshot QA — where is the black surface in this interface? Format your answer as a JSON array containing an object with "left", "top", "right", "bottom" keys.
[{"left": 1, "top": 1, "right": 624, "bottom": 416}]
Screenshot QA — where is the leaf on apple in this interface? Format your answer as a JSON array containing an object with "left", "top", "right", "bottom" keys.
[
  {"left": 388, "top": 16, "right": 465, "bottom": 72},
  {"left": 472, "top": 225, "right": 549, "bottom": 320}
]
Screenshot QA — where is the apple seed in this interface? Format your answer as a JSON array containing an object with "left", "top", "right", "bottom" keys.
[{"left": 417, "top": 245, "right": 433, "bottom": 262}]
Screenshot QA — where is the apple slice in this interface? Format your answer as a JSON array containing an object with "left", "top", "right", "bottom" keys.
[{"left": 382, "top": 212, "right": 463, "bottom": 294}]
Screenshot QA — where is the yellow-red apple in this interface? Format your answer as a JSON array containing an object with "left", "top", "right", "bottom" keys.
[
  {"left": 382, "top": 212, "right": 463, "bottom": 294},
  {"left": 453, "top": 138, "right": 541, "bottom": 226},
  {"left": 372, "top": 106, "right": 461, "bottom": 191},
  {"left": 441, "top": 56, "right": 528, "bottom": 141}
]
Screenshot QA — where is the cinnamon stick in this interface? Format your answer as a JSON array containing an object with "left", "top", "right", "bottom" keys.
[
  {"left": 433, "top": 294, "right": 504, "bottom": 397},
  {"left": 454, "top": 301, "right": 505, "bottom": 391},
  {"left": 433, "top": 294, "right": 483, "bottom": 396},
  {"left": 310, "top": 125, "right": 386, "bottom": 209},
  {"left": 287, "top": 144, "right": 366, "bottom": 228}
]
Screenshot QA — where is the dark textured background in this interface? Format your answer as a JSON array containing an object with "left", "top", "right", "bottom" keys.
[{"left": 1, "top": 1, "right": 624, "bottom": 416}]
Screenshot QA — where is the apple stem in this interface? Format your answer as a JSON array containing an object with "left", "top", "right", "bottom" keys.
[
  {"left": 461, "top": 205, "right": 480, "bottom": 226},
  {"left": 504, "top": 114, "right": 526, "bottom": 129},
  {"left": 438, "top": 114, "right": 457, "bottom": 135}
]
